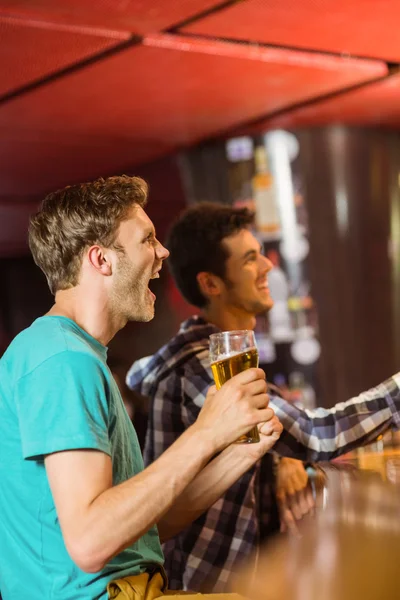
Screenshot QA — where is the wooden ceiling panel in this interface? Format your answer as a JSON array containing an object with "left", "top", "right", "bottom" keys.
[
  {"left": 0, "top": 34, "right": 386, "bottom": 195},
  {"left": 0, "top": 14, "right": 128, "bottom": 97},
  {"left": 182, "top": 0, "right": 400, "bottom": 62},
  {"left": 235, "top": 73, "right": 400, "bottom": 135},
  {"left": 0, "top": 0, "right": 221, "bottom": 33}
]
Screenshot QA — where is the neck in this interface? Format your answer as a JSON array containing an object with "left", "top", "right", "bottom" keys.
[
  {"left": 47, "top": 287, "right": 125, "bottom": 346},
  {"left": 201, "top": 303, "right": 256, "bottom": 332}
]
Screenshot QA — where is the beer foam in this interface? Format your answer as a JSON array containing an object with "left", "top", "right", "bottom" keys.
[{"left": 210, "top": 347, "right": 257, "bottom": 364}]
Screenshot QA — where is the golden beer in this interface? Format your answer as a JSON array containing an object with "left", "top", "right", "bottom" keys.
[{"left": 211, "top": 347, "right": 260, "bottom": 443}]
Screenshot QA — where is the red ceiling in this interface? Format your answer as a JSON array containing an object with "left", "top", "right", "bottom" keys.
[
  {"left": 182, "top": 0, "right": 400, "bottom": 63},
  {"left": 0, "top": 33, "right": 386, "bottom": 196},
  {"left": 0, "top": 14, "right": 128, "bottom": 97},
  {"left": 1, "top": 0, "right": 400, "bottom": 254},
  {"left": 0, "top": 0, "right": 221, "bottom": 33},
  {"left": 240, "top": 72, "right": 400, "bottom": 134}
]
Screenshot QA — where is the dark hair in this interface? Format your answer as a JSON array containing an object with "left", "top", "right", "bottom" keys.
[
  {"left": 29, "top": 175, "right": 148, "bottom": 294},
  {"left": 167, "top": 202, "right": 254, "bottom": 308}
]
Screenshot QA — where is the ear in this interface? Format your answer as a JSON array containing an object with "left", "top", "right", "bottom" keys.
[
  {"left": 196, "top": 271, "right": 223, "bottom": 300},
  {"left": 86, "top": 245, "right": 113, "bottom": 276}
]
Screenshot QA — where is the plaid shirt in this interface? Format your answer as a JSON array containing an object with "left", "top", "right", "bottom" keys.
[{"left": 127, "top": 315, "right": 400, "bottom": 592}]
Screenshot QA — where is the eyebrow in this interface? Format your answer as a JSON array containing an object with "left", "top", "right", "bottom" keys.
[
  {"left": 242, "top": 246, "right": 262, "bottom": 261},
  {"left": 143, "top": 228, "right": 156, "bottom": 239}
]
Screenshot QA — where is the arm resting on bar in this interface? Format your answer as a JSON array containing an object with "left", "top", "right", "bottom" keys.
[{"left": 270, "top": 374, "right": 400, "bottom": 462}]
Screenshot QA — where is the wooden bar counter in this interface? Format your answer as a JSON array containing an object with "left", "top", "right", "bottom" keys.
[{"left": 233, "top": 438, "right": 400, "bottom": 600}]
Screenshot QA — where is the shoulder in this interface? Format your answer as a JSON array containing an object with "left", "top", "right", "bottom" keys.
[
  {"left": 179, "top": 349, "right": 213, "bottom": 408},
  {"left": 178, "top": 346, "right": 210, "bottom": 375},
  {"left": 148, "top": 347, "right": 213, "bottom": 409},
  {"left": 6, "top": 318, "right": 107, "bottom": 385},
  {"left": 2, "top": 318, "right": 70, "bottom": 382}
]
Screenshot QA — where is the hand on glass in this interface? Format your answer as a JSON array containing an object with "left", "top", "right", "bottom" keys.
[
  {"left": 236, "top": 415, "right": 283, "bottom": 462},
  {"left": 196, "top": 368, "right": 273, "bottom": 452}
]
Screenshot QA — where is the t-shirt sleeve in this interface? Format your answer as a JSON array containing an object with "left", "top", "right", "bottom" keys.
[{"left": 15, "top": 351, "right": 112, "bottom": 460}]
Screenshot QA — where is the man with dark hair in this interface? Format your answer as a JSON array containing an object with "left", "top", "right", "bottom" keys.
[
  {"left": 127, "top": 201, "right": 400, "bottom": 593},
  {"left": 166, "top": 203, "right": 256, "bottom": 310},
  {"left": 0, "top": 178, "right": 284, "bottom": 600}
]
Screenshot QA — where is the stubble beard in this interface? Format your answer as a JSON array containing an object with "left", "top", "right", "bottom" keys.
[
  {"left": 112, "top": 256, "right": 154, "bottom": 323},
  {"left": 118, "top": 281, "right": 154, "bottom": 323},
  {"left": 224, "top": 277, "right": 273, "bottom": 317}
]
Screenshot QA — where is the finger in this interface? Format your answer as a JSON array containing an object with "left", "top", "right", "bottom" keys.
[
  {"left": 258, "top": 414, "right": 281, "bottom": 435},
  {"left": 242, "top": 378, "right": 268, "bottom": 397},
  {"left": 288, "top": 496, "right": 303, "bottom": 521},
  {"left": 279, "top": 504, "right": 300, "bottom": 537},
  {"left": 305, "top": 486, "right": 315, "bottom": 515},
  {"left": 280, "top": 481, "right": 296, "bottom": 498},
  {"left": 248, "top": 391, "right": 272, "bottom": 411},
  {"left": 229, "top": 368, "right": 266, "bottom": 385},
  {"left": 252, "top": 394, "right": 270, "bottom": 410},
  {"left": 272, "top": 417, "right": 283, "bottom": 437},
  {"left": 276, "top": 488, "right": 287, "bottom": 504},
  {"left": 296, "top": 489, "right": 310, "bottom": 517},
  {"left": 253, "top": 406, "right": 275, "bottom": 423},
  {"left": 261, "top": 418, "right": 283, "bottom": 445},
  {"left": 258, "top": 418, "right": 277, "bottom": 441},
  {"left": 299, "top": 489, "right": 314, "bottom": 518},
  {"left": 290, "top": 489, "right": 312, "bottom": 520}
]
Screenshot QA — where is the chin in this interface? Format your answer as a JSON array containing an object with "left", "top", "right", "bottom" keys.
[
  {"left": 124, "top": 302, "right": 155, "bottom": 323},
  {"left": 261, "top": 292, "right": 274, "bottom": 308},
  {"left": 143, "top": 310, "right": 155, "bottom": 322},
  {"left": 130, "top": 310, "right": 155, "bottom": 323},
  {"left": 265, "top": 298, "right": 274, "bottom": 311},
  {"left": 254, "top": 298, "right": 274, "bottom": 314}
]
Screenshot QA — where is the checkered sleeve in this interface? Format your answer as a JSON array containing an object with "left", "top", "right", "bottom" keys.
[{"left": 271, "top": 374, "right": 400, "bottom": 461}]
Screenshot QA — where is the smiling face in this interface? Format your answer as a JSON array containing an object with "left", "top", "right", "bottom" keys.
[
  {"left": 219, "top": 228, "right": 274, "bottom": 316},
  {"left": 110, "top": 205, "right": 169, "bottom": 322}
]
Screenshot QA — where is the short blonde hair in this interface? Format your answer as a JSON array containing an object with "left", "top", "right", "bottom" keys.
[{"left": 29, "top": 175, "right": 148, "bottom": 294}]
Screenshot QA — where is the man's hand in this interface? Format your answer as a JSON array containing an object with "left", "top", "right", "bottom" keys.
[
  {"left": 234, "top": 415, "right": 283, "bottom": 462},
  {"left": 195, "top": 368, "right": 273, "bottom": 453},
  {"left": 275, "top": 458, "right": 315, "bottom": 535},
  {"left": 159, "top": 397, "right": 282, "bottom": 541}
]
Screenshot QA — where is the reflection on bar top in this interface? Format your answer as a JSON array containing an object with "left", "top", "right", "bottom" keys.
[{"left": 234, "top": 463, "right": 400, "bottom": 600}]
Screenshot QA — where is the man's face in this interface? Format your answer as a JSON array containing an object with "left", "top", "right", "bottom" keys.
[
  {"left": 219, "top": 228, "right": 274, "bottom": 316},
  {"left": 110, "top": 206, "right": 169, "bottom": 322}
]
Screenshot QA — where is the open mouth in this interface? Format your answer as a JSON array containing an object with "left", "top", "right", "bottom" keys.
[
  {"left": 257, "top": 279, "right": 269, "bottom": 292},
  {"left": 258, "top": 287, "right": 270, "bottom": 295},
  {"left": 147, "top": 269, "right": 160, "bottom": 300}
]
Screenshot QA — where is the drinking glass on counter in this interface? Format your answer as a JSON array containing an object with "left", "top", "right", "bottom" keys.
[{"left": 209, "top": 330, "right": 260, "bottom": 444}]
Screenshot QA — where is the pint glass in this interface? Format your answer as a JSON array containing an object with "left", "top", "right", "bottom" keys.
[{"left": 209, "top": 330, "right": 260, "bottom": 443}]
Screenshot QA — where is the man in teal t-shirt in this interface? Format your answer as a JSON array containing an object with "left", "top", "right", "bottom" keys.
[
  {"left": 0, "top": 175, "right": 283, "bottom": 599},
  {"left": 0, "top": 316, "right": 163, "bottom": 598}
]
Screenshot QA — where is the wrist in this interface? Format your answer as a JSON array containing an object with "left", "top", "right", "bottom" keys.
[
  {"left": 225, "top": 439, "right": 264, "bottom": 468},
  {"left": 209, "top": 442, "right": 259, "bottom": 479},
  {"left": 187, "top": 421, "right": 220, "bottom": 460}
]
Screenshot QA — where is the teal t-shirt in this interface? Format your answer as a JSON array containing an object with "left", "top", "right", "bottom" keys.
[{"left": 0, "top": 316, "right": 164, "bottom": 599}]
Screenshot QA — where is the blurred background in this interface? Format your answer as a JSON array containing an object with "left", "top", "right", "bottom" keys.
[
  {"left": 4, "top": 4, "right": 400, "bottom": 596},
  {"left": 2, "top": 0, "right": 400, "bottom": 424}
]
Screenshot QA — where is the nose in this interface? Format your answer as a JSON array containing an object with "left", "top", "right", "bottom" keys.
[
  {"left": 156, "top": 240, "right": 170, "bottom": 261},
  {"left": 260, "top": 254, "right": 273, "bottom": 273}
]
